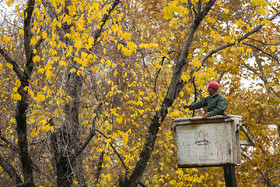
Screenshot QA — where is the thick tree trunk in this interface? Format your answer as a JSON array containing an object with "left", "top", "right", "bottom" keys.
[
  {"left": 56, "top": 71, "right": 83, "bottom": 186},
  {"left": 16, "top": 82, "right": 34, "bottom": 186},
  {"left": 14, "top": 0, "right": 36, "bottom": 186}
]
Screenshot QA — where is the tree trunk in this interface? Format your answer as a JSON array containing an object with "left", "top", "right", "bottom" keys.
[{"left": 56, "top": 71, "right": 83, "bottom": 186}]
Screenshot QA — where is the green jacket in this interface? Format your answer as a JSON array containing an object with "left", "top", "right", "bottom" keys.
[{"left": 188, "top": 93, "right": 227, "bottom": 117}]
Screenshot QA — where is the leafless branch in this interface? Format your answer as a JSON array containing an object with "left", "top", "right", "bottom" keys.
[{"left": 188, "top": 0, "right": 197, "bottom": 16}]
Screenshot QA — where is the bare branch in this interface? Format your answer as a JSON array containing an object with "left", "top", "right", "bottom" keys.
[
  {"left": 153, "top": 51, "right": 180, "bottom": 93},
  {"left": 0, "top": 154, "right": 23, "bottom": 185},
  {"left": 153, "top": 56, "right": 166, "bottom": 93},
  {"left": 248, "top": 38, "right": 280, "bottom": 46},
  {"left": 197, "top": 0, "right": 202, "bottom": 15},
  {"left": 243, "top": 63, "right": 258, "bottom": 74}
]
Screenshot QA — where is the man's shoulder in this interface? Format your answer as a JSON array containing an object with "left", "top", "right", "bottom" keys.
[{"left": 217, "top": 93, "right": 226, "bottom": 100}]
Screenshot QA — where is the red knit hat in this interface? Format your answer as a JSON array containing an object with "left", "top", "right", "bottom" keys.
[{"left": 208, "top": 81, "right": 219, "bottom": 89}]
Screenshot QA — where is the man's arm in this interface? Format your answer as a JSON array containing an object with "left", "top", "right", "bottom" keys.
[
  {"left": 186, "top": 97, "right": 208, "bottom": 110},
  {"left": 207, "top": 97, "right": 227, "bottom": 117}
]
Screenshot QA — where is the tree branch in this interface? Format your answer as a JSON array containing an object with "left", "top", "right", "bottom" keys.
[
  {"left": 153, "top": 56, "right": 166, "bottom": 93},
  {"left": 243, "top": 42, "right": 278, "bottom": 62},
  {"left": 95, "top": 128, "right": 128, "bottom": 172},
  {"left": 92, "top": 0, "right": 120, "bottom": 44},
  {"left": 74, "top": 102, "right": 103, "bottom": 159},
  {"left": 93, "top": 150, "right": 104, "bottom": 187},
  {"left": 241, "top": 152, "right": 274, "bottom": 187},
  {"left": 192, "top": 77, "right": 197, "bottom": 117},
  {"left": 191, "top": 9, "right": 280, "bottom": 77},
  {"left": 0, "top": 46, "right": 25, "bottom": 80},
  {"left": 0, "top": 154, "right": 23, "bottom": 186},
  {"left": 0, "top": 133, "right": 19, "bottom": 153}
]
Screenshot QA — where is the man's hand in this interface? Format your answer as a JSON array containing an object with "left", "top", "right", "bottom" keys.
[
  {"left": 183, "top": 105, "right": 189, "bottom": 109},
  {"left": 203, "top": 114, "right": 208, "bottom": 119}
]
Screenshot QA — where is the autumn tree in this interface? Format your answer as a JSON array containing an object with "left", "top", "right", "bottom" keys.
[{"left": 0, "top": 0, "right": 279, "bottom": 186}]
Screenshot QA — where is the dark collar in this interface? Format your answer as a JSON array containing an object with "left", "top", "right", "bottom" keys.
[{"left": 211, "top": 93, "right": 219, "bottom": 98}]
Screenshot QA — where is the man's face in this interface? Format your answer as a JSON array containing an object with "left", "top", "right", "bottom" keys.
[{"left": 208, "top": 87, "right": 215, "bottom": 96}]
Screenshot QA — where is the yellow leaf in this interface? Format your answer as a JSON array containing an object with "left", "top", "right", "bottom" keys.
[
  {"left": 91, "top": 67, "right": 97, "bottom": 73},
  {"left": 122, "top": 133, "right": 128, "bottom": 146},
  {"left": 6, "top": 63, "right": 13, "bottom": 69},
  {"left": 246, "top": 48, "right": 252, "bottom": 54},
  {"left": 70, "top": 68, "right": 76, "bottom": 73},
  {"left": 11, "top": 93, "right": 22, "bottom": 101},
  {"left": 50, "top": 41, "right": 56, "bottom": 48},
  {"left": 224, "top": 8, "right": 230, "bottom": 14},
  {"left": 45, "top": 70, "right": 52, "bottom": 79},
  {"left": 38, "top": 68, "right": 45, "bottom": 74},
  {"left": 105, "top": 139, "right": 111, "bottom": 144},
  {"left": 59, "top": 61, "right": 67, "bottom": 67},
  {"left": 28, "top": 89, "right": 34, "bottom": 98},
  {"left": 33, "top": 56, "right": 40, "bottom": 62},
  {"left": 42, "top": 32, "right": 47, "bottom": 39},
  {"left": 100, "top": 58, "right": 105, "bottom": 64},
  {"left": 19, "top": 29, "right": 24, "bottom": 35},
  {"left": 127, "top": 42, "right": 137, "bottom": 52},
  {"left": 88, "top": 37, "right": 94, "bottom": 45},
  {"left": 35, "top": 93, "right": 45, "bottom": 102},
  {"left": 270, "top": 45, "right": 276, "bottom": 51},
  {"left": 192, "top": 59, "right": 201, "bottom": 68},
  {"left": 107, "top": 60, "right": 112, "bottom": 67}
]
